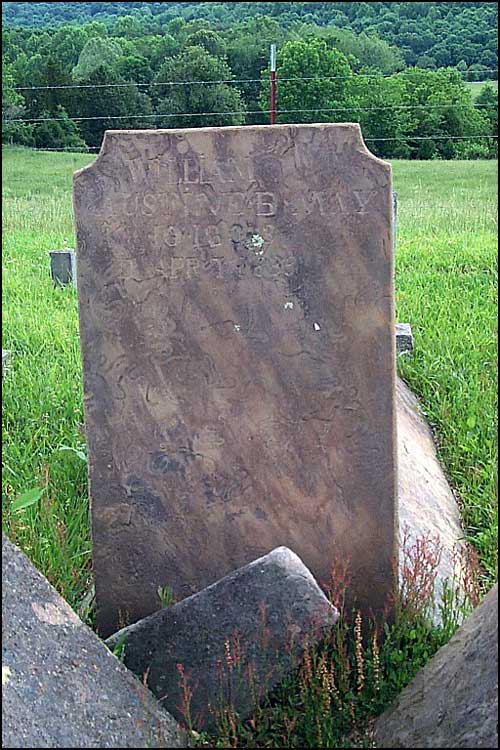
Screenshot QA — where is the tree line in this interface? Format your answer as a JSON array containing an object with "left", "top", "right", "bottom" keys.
[
  {"left": 3, "top": 2, "right": 498, "bottom": 77},
  {"left": 2, "top": 11, "right": 498, "bottom": 159}
]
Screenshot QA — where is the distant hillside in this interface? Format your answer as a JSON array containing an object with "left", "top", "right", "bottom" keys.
[{"left": 2, "top": 2, "right": 498, "bottom": 71}]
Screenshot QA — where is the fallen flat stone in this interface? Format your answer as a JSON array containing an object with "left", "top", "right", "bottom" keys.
[
  {"left": 2, "top": 534, "right": 184, "bottom": 749},
  {"left": 373, "top": 583, "right": 498, "bottom": 749},
  {"left": 397, "top": 376, "right": 468, "bottom": 618},
  {"left": 106, "top": 546, "right": 338, "bottom": 731},
  {"left": 74, "top": 124, "right": 397, "bottom": 637}
]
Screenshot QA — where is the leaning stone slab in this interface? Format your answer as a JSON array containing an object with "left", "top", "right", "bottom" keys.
[
  {"left": 374, "top": 583, "right": 498, "bottom": 749},
  {"left": 397, "top": 376, "right": 467, "bottom": 618},
  {"left": 106, "top": 546, "right": 338, "bottom": 731},
  {"left": 1, "top": 534, "right": 183, "bottom": 749},
  {"left": 74, "top": 124, "right": 396, "bottom": 636}
]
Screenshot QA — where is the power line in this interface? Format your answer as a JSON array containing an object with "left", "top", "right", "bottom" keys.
[
  {"left": 11, "top": 69, "right": 499, "bottom": 92},
  {"left": 4, "top": 102, "right": 498, "bottom": 124},
  {"left": 4, "top": 133, "right": 497, "bottom": 156}
]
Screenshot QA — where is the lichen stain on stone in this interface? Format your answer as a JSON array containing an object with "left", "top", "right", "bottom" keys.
[
  {"left": 250, "top": 234, "right": 265, "bottom": 255},
  {"left": 2, "top": 665, "right": 12, "bottom": 686},
  {"left": 32, "top": 601, "right": 80, "bottom": 627}
]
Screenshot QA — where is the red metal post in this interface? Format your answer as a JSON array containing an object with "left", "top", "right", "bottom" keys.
[{"left": 270, "top": 44, "right": 277, "bottom": 125}]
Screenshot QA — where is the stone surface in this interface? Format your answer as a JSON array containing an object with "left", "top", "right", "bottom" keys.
[
  {"left": 396, "top": 376, "right": 467, "bottom": 617},
  {"left": 74, "top": 124, "right": 397, "bottom": 637},
  {"left": 374, "top": 583, "right": 498, "bottom": 748},
  {"left": 395, "top": 323, "right": 413, "bottom": 355},
  {"left": 2, "top": 349, "right": 10, "bottom": 375},
  {"left": 106, "top": 546, "right": 338, "bottom": 730},
  {"left": 2, "top": 534, "right": 183, "bottom": 749},
  {"left": 50, "top": 249, "right": 77, "bottom": 287}
]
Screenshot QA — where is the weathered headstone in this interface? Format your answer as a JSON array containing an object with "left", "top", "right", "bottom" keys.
[
  {"left": 106, "top": 546, "right": 338, "bottom": 730},
  {"left": 74, "top": 124, "right": 397, "bottom": 637},
  {"left": 374, "top": 583, "right": 498, "bottom": 748},
  {"left": 2, "top": 534, "right": 183, "bottom": 749}
]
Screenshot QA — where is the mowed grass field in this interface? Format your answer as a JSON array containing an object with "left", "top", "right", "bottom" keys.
[
  {"left": 2, "top": 147, "right": 498, "bottom": 623},
  {"left": 465, "top": 79, "right": 498, "bottom": 99}
]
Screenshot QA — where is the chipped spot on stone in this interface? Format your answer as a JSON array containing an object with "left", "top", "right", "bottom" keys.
[
  {"left": 234, "top": 324, "right": 241, "bottom": 332},
  {"left": 284, "top": 302, "right": 294, "bottom": 310},
  {"left": 313, "top": 322, "right": 321, "bottom": 331},
  {"left": 32, "top": 601, "right": 81, "bottom": 627}
]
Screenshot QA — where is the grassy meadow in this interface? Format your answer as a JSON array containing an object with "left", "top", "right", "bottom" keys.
[
  {"left": 465, "top": 79, "right": 498, "bottom": 100},
  {"left": 1, "top": 145, "right": 498, "bottom": 742}
]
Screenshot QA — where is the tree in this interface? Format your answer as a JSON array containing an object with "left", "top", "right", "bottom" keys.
[
  {"left": 154, "top": 45, "right": 246, "bottom": 128},
  {"left": 475, "top": 84, "right": 498, "bottom": 137},
  {"left": 32, "top": 105, "right": 87, "bottom": 150},
  {"left": 184, "top": 29, "right": 226, "bottom": 58},
  {"left": 115, "top": 54, "right": 153, "bottom": 85},
  {"left": 72, "top": 37, "right": 122, "bottom": 80},
  {"left": 260, "top": 38, "right": 355, "bottom": 125},
  {"left": 72, "top": 68, "right": 154, "bottom": 148},
  {"left": 2, "top": 58, "right": 34, "bottom": 145}
]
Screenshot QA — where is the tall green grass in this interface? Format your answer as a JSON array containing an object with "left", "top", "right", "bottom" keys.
[{"left": 2, "top": 148, "right": 498, "bottom": 619}]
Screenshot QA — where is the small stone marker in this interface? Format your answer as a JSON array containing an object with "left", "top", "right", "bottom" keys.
[
  {"left": 2, "top": 349, "right": 10, "bottom": 375},
  {"left": 374, "top": 583, "right": 498, "bottom": 748},
  {"left": 74, "top": 124, "right": 396, "bottom": 636},
  {"left": 106, "top": 546, "right": 338, "bottom": 730},
  {"left": 396, "top": 323, "right": 413, "bottom": 355},
  {"left": 1, "top": 534, "right": 183, "bottom": 749},
  {"left": 50, "top": 249, "right": 77, "bottom": 287}
]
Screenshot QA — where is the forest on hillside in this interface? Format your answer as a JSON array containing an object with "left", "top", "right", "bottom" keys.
[
  {"left": 2, "top": 2, "right": 498, "bottom": 158},
  {"left": 3, "top": 2, "right": 498, "bottom": 73}
]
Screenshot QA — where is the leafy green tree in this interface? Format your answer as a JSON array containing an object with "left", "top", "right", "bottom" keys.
[
  {"left": 72, "top": 68, "right": 154, "bottom": 148},
  {"left": 112, "top": 14, "right": 144, "bottom": 39},
  {"left": 115, "top": 54, "right": 153, "bottom": 85},
  {"left": 154, "top": 45, "right": 246, "bottom": 127},
  {"left": 72, "top": 37, "right": 122, "bottom": 80},
  {"left": 185, "top": 29, "right": 226, "bottom": 58},
  {"left": 349, "top": 72, "right": 413, "bottom": 159},
  {"left": 1, "top": 58, "right": 34, "bottom": 145},
  {"left": 32, "top": 105, "right": 87, "bottom": 150},
  {"left": 260, "top": 38, "right": 355, "bottom": 124},
  {"left": 475, "top": 84, "right": 498, "bottom": 137}
]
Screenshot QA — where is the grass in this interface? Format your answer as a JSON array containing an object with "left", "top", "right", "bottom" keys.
[
  {"left": 465, "top": 79, "right": 498, "bottom": 100},
  {"left": 1, "top": 146, "right": 498, "bottom": 744}
]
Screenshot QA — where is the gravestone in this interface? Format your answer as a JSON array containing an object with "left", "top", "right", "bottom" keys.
[
  {"left": 50, "top": 249, "right": 77, "bottom": 287},
  {"left": 74, "top": 124, "right": 397, "bottom": 637},
  {"left": 374, "top": 584, "right": 498, "bottom": 748},
  {"left": 2, "top": 534, "right": 183, "bottom": 749},
  {"left": 106, "top": 547, "right": 338, "bottom": 730}
]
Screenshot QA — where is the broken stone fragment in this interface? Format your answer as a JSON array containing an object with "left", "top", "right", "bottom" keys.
[
  {"left": 373, "top": 584, "right": 498, "bottom": 749},
  {"left": 106, "top": 546, "right": 338, "bottom": 731},
  {"left": 2, "top": 534, "right": 183, "bottom": 748}
]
